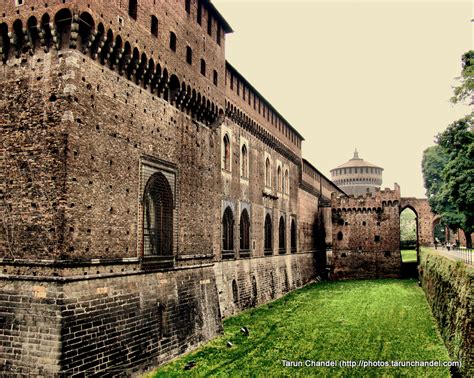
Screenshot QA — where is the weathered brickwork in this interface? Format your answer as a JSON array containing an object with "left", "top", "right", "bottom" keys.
[
  {"left": 1, "top": 1, "right": 346, "bottom": 374},
  {"left": 331, "top": 185, "right": 402, "bottom": 279},
  {"left": 400, "top": 198, "right": 435, "bottom": 247}
]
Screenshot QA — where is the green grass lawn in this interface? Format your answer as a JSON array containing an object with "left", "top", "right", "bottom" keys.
[
  {"left": 401, "top": 249, "right": 418, "bottom": 263},
  {"left": 151, "top": 280, "right": 450, "bottom": 377}
]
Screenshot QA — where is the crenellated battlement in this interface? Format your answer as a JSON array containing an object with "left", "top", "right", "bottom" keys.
[
  {"left": 331, "top": 183, "right": 400, "bottom": 210},
  {"left": 0, "top": 1, "right": 231, "bottom": 124}
]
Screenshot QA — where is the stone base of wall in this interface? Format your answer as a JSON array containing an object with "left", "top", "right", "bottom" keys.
[
  {"left": 419, "top": 249, "right": 473, "bottom": 377},
  {"left": 214, "top": 252, "right": 318, "bottom": 318},
  {"left": 331, "top": 250, "right": 401, "bottom": 280},
  {"left": 0, "top": 262, "right": 222, "bottom": 376}
]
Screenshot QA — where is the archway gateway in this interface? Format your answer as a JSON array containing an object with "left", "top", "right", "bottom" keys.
[{"left": 399, "top": 206, "right": 419, "bottom": 263}]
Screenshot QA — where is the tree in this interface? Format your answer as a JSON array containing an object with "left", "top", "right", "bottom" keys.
[
  {"left": 451, "top": 50, "right": 474, "bottom": 105},
  {"left": 422, "top": 116, "right": 474, "bottom": 248}
]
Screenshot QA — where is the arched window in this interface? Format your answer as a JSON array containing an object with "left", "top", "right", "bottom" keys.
[
  {"left": 337, "top": 231, "right": 343, "bottom": 241},
  {"left": 223, "top": 134, "right": 231, "bottom": 171},
  {"left": 143, "top": 172, "right": 173, "bottom": 256},
  {"left": 151, "top": 16, "right": 158, "bottom": 37},
  {"left": 277, "top": 166, "right": 282, "bottom": 192},
  {"left": 291, "top": 219, "right": 297, "bottom": 252},
  {"left": 186, "top": 46, "right": 192, "bottom": 65},
  {"left": 240, "top": 209, "right": 250, "bottom": 252},
  {"left": 169, "top": 31, "right": 176, "bottom": 51},
  {"left": 284, "top": 169, "right": 289, "bottom": 194},
  {"left": 129, "top": 0, "right": 138, "bottom": 20},
  {"left": 279, "top": 216, "right": 286, "bottom": 253},
  {"left": 264, "top": 214, "right": 272, "bottom": 254},
  {"left": 241, "top": 144, "right": 248, "bottom": 178},
  {"left": 222, "top": 207, "right": 234, "bottom": 253},
  {"left": 265, "top": 158, "right": 271, "bottom": 187}
]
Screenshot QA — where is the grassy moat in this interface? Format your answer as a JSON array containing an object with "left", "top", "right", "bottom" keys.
[{"left": 151, "top": 279, "right": 451, "bottom": 377}]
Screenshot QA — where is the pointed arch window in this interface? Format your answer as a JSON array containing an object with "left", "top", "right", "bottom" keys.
[
  {"left": 222, "top": 207, "right": 234, "bottom": 258},
  {"left": 279, "top": 216, "right": 286, "bottom": 253},
  {"left": 143, "top": 172, "right": 173, "bottom": 256},
  {"left": 223, "top": 134, "right": 231, "bottom": 171},
  {"left": 291, "top": 219, "right": 297, "bottom": 252},
  {"left": 240, "top": 209, "right": 250, "bottom": 255},
  {"left": 264, "top": 214, "right": 273, "bottom": 254},
  {"left": 241, "top": 144, "right": 248, "bottom": 178},
  {"left": 277, "top": 166, "right": 282, "bottom": 192},
  {"left": 265, "top": 158, "right": 271, "bottom": 187},
  {"left": 284, "top": 169, "right": 289, "bottom": 194}
]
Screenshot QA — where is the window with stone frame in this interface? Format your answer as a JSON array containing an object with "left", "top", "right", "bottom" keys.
[
  {"left": 143, "top": 172, "right": 174, "bottom": 256},
  {"left": 240, "top": 209, "right": 250, "bottom": 254},
  {"left": 279, "top": 216, "right": 286, "bottom": 253},
  {"left": 223, "top": 134, "right": 231, "bottom": 171},
  {"left": 264, "top": 213, "right": 273, "bottom": 254},
  {"left": 265, "top": 157, "right": 271, "bottom": 187},
  {"left": 241, "top": 144, "right": 248, "bottom": 178},
  {"left": 284, "top": 169, "right": 289, "bottom": 194},
  {"left": 291, "top": 218, "right": 297, "bottom": 252},
  {"left": 277, "top": 165, "right": 282, "bottom": 192},
  {"left": 222, "top": 207, "right": 234, "bottom": 258}
]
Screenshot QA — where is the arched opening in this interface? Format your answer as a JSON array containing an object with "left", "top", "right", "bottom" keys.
[
  {"left": 291, "top": 219, "right": 297, "bottom": 253},
  {"left": 0, "top": 23, "right": 10, "bottom": 62},
  {"left": 277, "top": 166, "right": 282, "bottom": 192},
  {"left": 265, "top": 158, "right": 271, "bottom": 187},
  {"left": 168, "top": 74, "right": 180, "bottom": 104},
  {"left": 279, "top": 216, "right": 286, "bottom": 254},
  {"left": 78, "top": 12, "right": 94, "bottom": 52},
  {"left": 432, "top": 216, "right": 446, "bottom": 248},
  {"left": 337, "top": 231, "right": 343, "bottom": 241},
  {"left": 241, "top": 144, "right": 248, "bottom": 178},
  {"left": 240, "top": 209, "right": 250, "bottom": 257},
  {"left": 27, "top": 17, "right": 40, "bottom": 51},
  {"left": 143, "top": 172, "right": 174, "bottom": 256},
  {"left": 223, "top": 134, "right": 231, "bottom": 171},
  {"left": 264, "top": 214, "right": 273, "bottom": 255},
  {"left": 284, "top": 169, "right": 289, "bottom": 194},
  {"left": 12, "top": 20, "right": 25, "bottom": 57},
  {"left": 400, "top": 207, "right": 418, "bottom": 263},
  {"left": 222, "top": 207, "right": 234, "bottom": 258},
  {"left": 169, "top": 31, "right": 177, "bottom": 52},
  {"left": 100, "top": 29, "right": 113, "bottom": 65},
  {"left": 151, "top": 15, "right": 158, "bottom": 37},
  {"left": 54, "top": 8, "right": 73, "bottom": 50},
  {"left": 41, "top": 14, "right": 53, "bottom": 51}
]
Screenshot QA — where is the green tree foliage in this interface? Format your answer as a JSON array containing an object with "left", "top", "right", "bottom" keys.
[
  {"left": 451, "top": 50, "right": 474, "bottom": 104},
  {"left": 422, "top": 116, "right": 474, "bottom": 247},
  {"left": 400, "top": 209, "right": 416, "bottom": 241}
]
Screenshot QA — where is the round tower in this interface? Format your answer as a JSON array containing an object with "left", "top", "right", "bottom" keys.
[{"left": 330, "top": 149, "right": 383, "bottom": 196}]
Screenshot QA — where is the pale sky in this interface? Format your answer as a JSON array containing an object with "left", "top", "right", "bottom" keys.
[{"left": 213, "top": 0, "right": 473, "bottom": 198}]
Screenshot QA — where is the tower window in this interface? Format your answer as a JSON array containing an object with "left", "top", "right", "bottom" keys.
[
  {"left": 185, "top": 0, "right": 191, "bottom": 14},
  {"left": 279, "top": 216, "right": 286, "bottom": 253},
  {"left": 197, "top": 0, "right": 202, "bottom": 24},
  {"left": 217, "top": 26, "right": 221, "bottom": 45},
  {"left": 291, "top": 219, "right": 297, "bottom": 252},
  {"left": 186, "top": 46, "right": 192, "bottom": 65},
  {"left": 223, "top": 134, "right": 231, "bottom": 171},
  {"left": 200, "top": 59, "right": 206, "bottom": 76},
  {"left": 213, "top": 70, "right": 218, "bottom": 86},
  {"left": 241, "top": 144, "right": 248, "bottom": 178},
  {"left": 169, "top": 32, "right": 177, "bottom": 51},
  {"left": 129, "top": 0, "right": 138, "bottom": 20},
  {"left": 151, "top": 16, "right": 158, "bottom": 37}
]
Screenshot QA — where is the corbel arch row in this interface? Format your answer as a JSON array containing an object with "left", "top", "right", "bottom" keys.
[{"left": 0, "top": 9, "right": 222, "bottom": 126}]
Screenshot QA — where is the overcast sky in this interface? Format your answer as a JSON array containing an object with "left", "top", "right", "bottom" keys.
[{"left": 213, "top": 0, "right": 472, "bottom": 198}]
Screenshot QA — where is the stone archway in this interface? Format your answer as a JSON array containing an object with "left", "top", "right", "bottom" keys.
[{"left": 400, "top": 198, "right": 436, "bottom": 247}]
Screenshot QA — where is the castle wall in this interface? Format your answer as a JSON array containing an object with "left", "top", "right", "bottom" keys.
[
  {"left": 0, "top": 264, "right": 221, "bottom": 376},
  {"left": 331, "top": 186, "right": 401, "bottom": 279},
  {"left": 214, "top": 253, "right": 316, "bottom": 318},
  {"left": 400, "top": 198, "right": 435, "bottom": 247}
]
